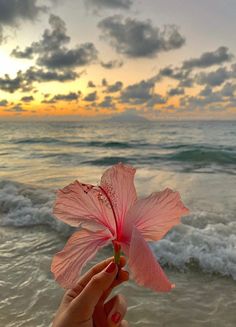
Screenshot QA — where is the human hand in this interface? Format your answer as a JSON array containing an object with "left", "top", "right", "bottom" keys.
[{"left": 52, "top": 256, "right": 129, "bottom": 327}]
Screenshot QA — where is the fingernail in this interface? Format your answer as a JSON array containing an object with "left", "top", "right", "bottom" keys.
[
  {"left": 111, "top": 312, "right": 121, "bottom": 324},
  {"left": 105, "top": 262, "right": 116, "bottom": 273}
]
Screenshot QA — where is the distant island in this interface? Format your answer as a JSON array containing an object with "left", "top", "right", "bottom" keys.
[{"left": 104, "top": 113, "right": 149, "bottom": 123}]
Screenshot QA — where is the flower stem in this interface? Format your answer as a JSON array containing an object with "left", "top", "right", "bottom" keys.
[{"left": 113, "top": 241, "right": 121, "bottom": 265}]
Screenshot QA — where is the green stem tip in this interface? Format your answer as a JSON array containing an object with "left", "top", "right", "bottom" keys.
[{"left": 113, "top": 241, "right": 121, "bottom": 265}]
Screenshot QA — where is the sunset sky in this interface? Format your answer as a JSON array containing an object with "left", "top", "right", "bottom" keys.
[{"left": 0, "top": 0, "right": 236, "bottom": 120}]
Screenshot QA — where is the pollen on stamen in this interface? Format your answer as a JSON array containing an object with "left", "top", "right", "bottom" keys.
[{"left": 97, "top": 192, "right": 111, "bottom": 209}]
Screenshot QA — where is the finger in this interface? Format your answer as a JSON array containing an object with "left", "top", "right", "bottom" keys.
[
  {"left": 63, "top": 258, "right": 128, "bottom": 306},
  {"left": 111, "top": 269, "right": 129, "bottom": 288},
  {"left": 104, "top": 294, "right": 127, "bottom": 316},
  {"left": 100, "top": 270, "right": 129, "bottom": 303},
  {"left": 73, "top": 256, "right": 126, "bottom": 294},
  {"left": 105, "top": 294, "right": 127, "bottom": 327},
  {"left": 70, "top": 262, "right": 118, "bottom": 319},
  {"left": 120, "top": 320, "right": 129, "bottom": 327}
]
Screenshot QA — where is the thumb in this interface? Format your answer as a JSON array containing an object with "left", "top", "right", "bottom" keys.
[{"left": 70, "top": 262, "right": 118, "bottom": 319}]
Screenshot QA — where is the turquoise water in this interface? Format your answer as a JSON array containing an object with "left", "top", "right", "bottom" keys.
[{"left": 0, "top": 120, "right": 236, "bottom": 326}]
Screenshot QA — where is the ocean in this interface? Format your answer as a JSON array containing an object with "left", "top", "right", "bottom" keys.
[{"left": 0, "top": 120, "right": 236, "bottom": 326}]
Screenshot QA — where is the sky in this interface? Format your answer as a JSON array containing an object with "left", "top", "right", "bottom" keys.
[{"left": 0, "top": 0, "right": 236, "bottom": 120}]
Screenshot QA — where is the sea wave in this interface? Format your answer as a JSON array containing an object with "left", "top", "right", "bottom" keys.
[
  {"left": 9, "top": 136, "right": 236, "bottom": 171},
  {"left": 1, "top": 179, "right": 236, "bottom": 280},
  {"left": 13, "top": 137, "right": 137, "bottom": 149},
  {"left": 82, "top": 147, "right": 236, "bottom": 170}
]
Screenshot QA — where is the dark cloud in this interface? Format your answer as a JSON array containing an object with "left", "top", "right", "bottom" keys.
[
  {"left": 11, "top": 46, "right": 34, "bottom": 59},
  {"left": 100, "top": 59, "right": 123, "bottom": 69},
  {"left": 156, "top": 65, "right": 191, "bottom": 82},
  {"left": 220, "top": 82, "right": 236, "bottom": 97},
  {"left": 0, "top": 0, "right": 47, "bottom": 25},
  {"left": 86, "top": 0, "right": 132, "bottom": 10},
  {"left": 179, "top": 82, "right": 235, "bottom": 111},
  {"left": 11, "top": 15, "right": 98, "bottom": 69},
  {"left": 0, "top": 67, "right": 78, "bottom": 93},
  {"left": 102, "top": 78, "right": 108, "bottom": 86},
  {"left": 120, "top": 79, "right": 155, "bottom": 104},
  {"left": 199, "top": 86, "right": 212, "bottom": 97},
  {"left": 196, "top": 67, "right": 230, "bottom": 86},
  {"left": 154, "top": 65, "right": 193, "bottom": 89},
  {"left": 146, "top": 94, "right": 167, "bottom": 107},
  {"left": 0, "top": 71, "right": 28, "bottom": 93},
  {"left": 5, "top": 104, "right": 26, "bottom": 113},
  {"left": 88, "top": 80, "right": 96, "bottom": 88},
  {"left": 182, "top": 47, "right": 233, "bottom": 70},
  {"left": 25, "top": 67, "right": 78, "bottom": 83},
  {"left": 42, "top": 92, "right": 80, "bottom": 104},
  {"left": 83, "top": 91, "right": 97, "bottom": 102},
  {"left": 106, "top": 81, "right": 123, "bottom": 93},
  {"left": 168, "top": 87, "right": 185, "bottom": 96},
  {"left": 0, "top": 99, "right": 8, "bottom": 106},
  {"left": 98, "top": 16, "right": 185, "bottom": 58},
  {"left": 21, "top": 95, "right": 34, "bottom": 102},
  {"left": 37, "top": 43, "right": 98, "bottom": 69},
  {"left": 99, "top": 96, "right": 115, "bottom": 108},
  {"left": 0, "top": 0, "right": 47, "bottom": 44}
]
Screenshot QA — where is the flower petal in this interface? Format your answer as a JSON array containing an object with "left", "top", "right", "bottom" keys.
[
  {"left": 51, "top": 228, "right": 112, "bottom": 288},
  {"left": 53, "top": 181, "right": 116, "bottom": 232},
  {"left": 124, "top": 227, "right": 173, "bottom": 292},
  {"left": 123, "top": 188, "right": 189, "bottom": 242},
  {"left": 100, "top": 163, "right": 137, "bottom": 236}
]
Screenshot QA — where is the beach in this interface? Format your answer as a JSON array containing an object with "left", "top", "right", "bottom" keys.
[{"left": 0, "top": 120, "right": 236, "bottom": 326}]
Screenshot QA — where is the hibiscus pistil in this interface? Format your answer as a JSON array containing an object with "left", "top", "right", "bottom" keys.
[{"left": 99, "top": 185, "right": 121, "bottom": 264}]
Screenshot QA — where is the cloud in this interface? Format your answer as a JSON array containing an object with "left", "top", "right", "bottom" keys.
[
  {"left": 25, "top": 67, "right": 79, "bottom": 82},
  {"left": 0, "top": 0, "right": 47, "bottom": 25},
  {"left": 43, "top": 92, "right": 80, "bottom": 104},
  {"left": 196, "top": 67, "right": 230, "bottom": 86},
  {"left": 11, "top": 15, "right": 98, "bottom": 69},
  {"left": 83, "top": 91, "right": 97, "bottom": 101},
  {"left": 21, "top": 95, "right": 34, "bottom": 102},
  {"left": 119, "top": 79, "right": 166, "bottom": 106},
  {"left": 98, "top": 15, "right": 185, "bottom": 58},
  {"left": 179, "top": 81, "right": 236, "bottom": 112},
  {"left": 156, "top": 65, "right": 192, "bottom": 83},
  {"left": 182, "top": 47, "right": 233, "bottom": 70},
  {"left": 98, "top": 95, "right": 115, "bottom": 108},
  {"left": 168, "top": 87, "right": 185, "bottom": 96},
  {"left": 0, "top": 25, "right": 3, "bottom": 43},
  {"left": 146, "top": 94, "right": 167, "bottom": 107},
  {"left": 87, "top": 80, "right": 96, "bottom": 88},
  {"left": 38, "top": 43, "right": 98, "bottom": 69},
  {"left": 11, "top": 46, "right": 34, "bottom": 59},
  {"left": 0, "top": 0, "right": 47, "bottom": 44},
  {"left": 86, "top": 0, "right": 132, "bottom": 10},
  {"left": 100, "top": 59, "right": 123, "bottom": 69},
  {"left": 0, "top": 71, "right": 28, "bottom": 93},
  {"left": 0, "top": 67, "right": 78, "bottom": 93},
  {"left": 102, "top": 78, "right": 108, "bottom": 86},
  {"left": 4, "top": 104, "right": 26, "bottom": 113},
  {"left": 220, "top": 82, "right": 236, "bottom": 97},
  {"left": 153, "top": 65, "right": 193, "bottom": 89},
  {"left": 0, "top": 99, "right": 8, "bottom": 106},
  {"left": 106, "top": 81, "right": 123, "bottom": 93}
]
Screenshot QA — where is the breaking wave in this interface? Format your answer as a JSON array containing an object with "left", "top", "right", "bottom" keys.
[{"left": 1, "top": 179, "right": 236, "bottom": 280}]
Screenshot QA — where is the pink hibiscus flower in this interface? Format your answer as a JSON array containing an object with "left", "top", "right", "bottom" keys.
[{"left": 51, "top": 163, "right": 189, "bottom": 292}]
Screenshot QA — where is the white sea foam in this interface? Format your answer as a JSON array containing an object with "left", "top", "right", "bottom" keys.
[
  {"left": 0, "top": 180, "right": 72, "bottom": 236},
  {"left": 1, "top": 179, "right": 236, "bottom": 280}
]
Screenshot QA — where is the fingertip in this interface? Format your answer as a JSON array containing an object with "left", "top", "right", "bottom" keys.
[
  {"left": 119, "top": 256, "right": 126, "bottom": 268},
  {"left": 118, "top": 270, "right": 129, "bottom": 282}
]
